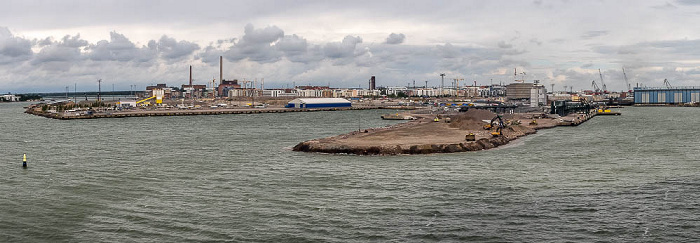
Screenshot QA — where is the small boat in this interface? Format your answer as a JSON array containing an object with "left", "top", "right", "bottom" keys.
[{"left": 381, "top": 113, "right": 416, "bottom": 120}]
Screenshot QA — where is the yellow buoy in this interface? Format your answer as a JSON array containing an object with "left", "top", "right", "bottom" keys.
[{"left": 23, "top": 153, "right": 27, "bottom": 168}]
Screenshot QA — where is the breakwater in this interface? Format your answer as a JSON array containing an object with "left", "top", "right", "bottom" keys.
[{"left": 25, "top": 106, "right": 387, "bottom": 120}]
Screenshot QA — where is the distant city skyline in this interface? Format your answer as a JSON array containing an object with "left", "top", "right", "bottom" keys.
[{"left": 2, "top": 0, "right": 700, "bottom": 93}]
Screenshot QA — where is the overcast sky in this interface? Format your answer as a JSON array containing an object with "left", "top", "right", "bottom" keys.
[{"left": 2, "top": 0, "right": 700, "bottom": 93}]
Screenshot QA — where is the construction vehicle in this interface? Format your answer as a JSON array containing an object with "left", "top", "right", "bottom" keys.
[{"left": 488, "top": 115, "right": 506, "bottom": 137}]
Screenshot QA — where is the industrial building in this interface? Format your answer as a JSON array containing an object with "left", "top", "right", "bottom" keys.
[
  {"left": 285, "top": 98, "right": 352, "bottom": 108},
  {"left": 634, "top": 87, "right": 700, "bottom": 104},
  {"left": 506, "top": 82, "right": 547, "bottom": 107}
]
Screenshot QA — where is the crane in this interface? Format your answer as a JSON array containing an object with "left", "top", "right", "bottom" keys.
[
  {"left": 598, "top": 69, "right": 607, "bottom": 92},
  {"left": 622, "top": 68, "right": 631, "bottom": 92},
  {"left": 663, "top": 79, "right": 672, "bottom": 88},
  {"left": 591, "top": 80, "right": 601, "bottom": 93}
]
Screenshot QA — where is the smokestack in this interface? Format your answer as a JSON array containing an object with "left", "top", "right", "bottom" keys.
[
  {"left": 219, "top": 56, "right": 223, "bottom": 85},
  {"left": 189, "top": 65, "right": 192, "bottom": 86}
]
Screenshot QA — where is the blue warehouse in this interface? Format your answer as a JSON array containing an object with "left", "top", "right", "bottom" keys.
[{"left": 634, "top": 87, "right": 700, "bottom": 105}]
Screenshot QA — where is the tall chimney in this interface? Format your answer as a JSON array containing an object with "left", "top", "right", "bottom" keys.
[
  {"left": 219, "top": 56, "right": 223, "bottom": 85},
  {"left": 189, "top": 65, "right": 192, "bottom": 86}
]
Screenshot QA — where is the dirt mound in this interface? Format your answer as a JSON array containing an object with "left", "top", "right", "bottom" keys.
[{"left": 449, "top": 109, "right": 497, "bottom": 130}]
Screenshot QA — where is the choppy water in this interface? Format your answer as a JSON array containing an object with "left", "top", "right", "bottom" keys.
[{"left": 1, "top": 102, "right": 698, "bottom": 242}]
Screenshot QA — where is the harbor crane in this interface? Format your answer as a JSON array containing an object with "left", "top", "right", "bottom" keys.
[
  {"left": 663, "top": 79, "right": 672, "bottom": 88},
  {"left": 598, "top": 69, "right": 607, "bottom": 92},
  {"left": 622, "top": 68, "right": 631, "bottom": 91},
  {"left": 591, "top": 80, "right": 601, "bottom": 93}
]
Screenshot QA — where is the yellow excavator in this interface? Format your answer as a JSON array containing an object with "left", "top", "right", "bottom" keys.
[{"left": 488, "top": 115, "right": 505, "bottom": 137}]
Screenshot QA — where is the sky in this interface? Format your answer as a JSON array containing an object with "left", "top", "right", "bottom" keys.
[{"left": 2, "top": 0, "right": 700, "bottom": 93}]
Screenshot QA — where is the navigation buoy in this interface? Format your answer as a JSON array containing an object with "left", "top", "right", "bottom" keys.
[{"left": 23, "top": 153, "right": 27, "bottom": 168}]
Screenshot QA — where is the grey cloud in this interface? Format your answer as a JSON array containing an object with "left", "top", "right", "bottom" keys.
[
  {"left": 581, "top": 30, "right": 608, "bottom": 39},
  {"left": 676, "top": 0, "right": 700, "bottom": 5},
  {"left": 277, "top": 34, "right": 318, "bottom": 63},
  {"left": 0, "top": 27, "right": 33, "bottom": 64},
  {"left": 153, "top": 35, "right": 200, "bottom": 60},
  {"left": 216, "top": 38, "right": 236, "bottom": 48},
  {"left": 37, "top": 37, "right": 53, "bottom": 46},
  {"left": 31, "top": 34, "right": 88, "bottom": 69},
  {"left": 197, "top": 45, "right": 225, "bottom": 64},
  {"left": 385, "top": 33, "right": 405, "bottom": 44},
  {"left": 276, "top": 34, "right": 307, "bottom": 55},
  {"left": 59, "top": 34, "right": 88, "bottom": 48},
  {"left": 88, "top": 31, "right": 155, "bottom": 62},
  {"left": 323, "top": 35, "right": 363, "bottom": 59},
  {"left": 549, "top": 38, "right": 567, "bottom": 44},
  {"left": 647, "top": 39, "right": 700, "bottom": 54},
  {"left": 34, "top": 45, "right": 80, "bottom": 62},
  {"left": 497, "top": 41, "right": 513, "bottom": 49},
  {"left": 240, "top": 24, "right": 284, "bottom": 44},
  {"left": 651, "top": 2, "right": 677, "bottom": 9},
  {"left": 595, "top": 38, "right": 700, "bottom": 56},
  {"left": 436, "top": 43, "right": 459, "bottom": 58},
  {"left": 224, "top": 24, "right": 284, "bottom": 63}
]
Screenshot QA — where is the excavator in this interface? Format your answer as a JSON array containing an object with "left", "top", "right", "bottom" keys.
[{"left": 484, "top": 115, "right": 506, "bottom": 137}]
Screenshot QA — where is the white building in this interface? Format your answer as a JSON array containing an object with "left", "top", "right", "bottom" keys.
[
  {"left": 262, "top": 90, "right": 284, "bottom": 97},
  {"left": 2, "top": 94, "right": 19, "bottom": 102},
  {"left": 385, "top": 87, "right": 409, "bottom": 96},
  {"left": 414, "top": 88, "right": 436, "bottom": 97}
]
